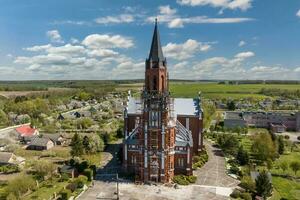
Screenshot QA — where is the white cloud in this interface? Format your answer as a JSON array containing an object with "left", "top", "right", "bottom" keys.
[
  {"left": 294, "top": 67, "right": 300, "bottom": 72},
  {"left": 95, "top": 14, "right": 134, "bottom": 24},
  {"left": 147, "top": 5, "right": 254, "bottom": 28},
  {"left": 238, "top": 40, "right": 246, "bottom": 47},
  {"left": 159, "top": 5, "right": 177, "bottom": 15},
  {"left": 163, "top": 39, "right": 212, "bottom": 60},
  {"left": 46, "top": 30, "right": 64, "bottom": 44},
  {"left": 234, "top": 51, "right": 255, "bottom": 59},
  {"left": 82, "top": 34, "right": 134, "bottom": 49},
  {"left": 177, "top": 0, "right": 252, "bottom": 11},
  {"left": 296, "top": 9, "right": 300, "bottom": 17},
  {"left": 51, "top": 20, "right": 90, "bottom": 26}
]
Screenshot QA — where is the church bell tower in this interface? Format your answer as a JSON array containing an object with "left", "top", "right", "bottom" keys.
[{"left": 138, "top": 19, "right": 176, "bottom": 183}]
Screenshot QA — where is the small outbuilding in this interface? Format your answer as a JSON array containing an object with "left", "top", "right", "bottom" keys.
[{"left": 0, "top": 152, "right": 25, "bottom": 166}]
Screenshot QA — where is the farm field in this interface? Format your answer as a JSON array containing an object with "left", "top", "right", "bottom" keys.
[
  {"left": 115, "top": 81, "right": 300, "bottom": 99},
  {"left": 169, "top": 82, "right": 300, "bottom": 99}
]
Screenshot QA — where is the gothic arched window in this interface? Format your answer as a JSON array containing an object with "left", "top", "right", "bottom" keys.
[{"left": 153, "top": 76, "right": 157, "bottom": 90}]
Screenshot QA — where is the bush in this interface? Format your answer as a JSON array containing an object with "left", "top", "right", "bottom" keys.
[
  {"left": 173, "top": 175, "right": 189, "bottom": 185},
  {"left": 66, "top": 182, "right": 77, "bottom": 192},
  {"left": 74, "top": 175, "right": 88, "bottom": 188},
  {"left": 240, "top": 176, "right": 255, "bottom": 192},
  {"left": 240, "top": 192, "right": 252, "bottom": 200},
  {"left": 173, "top": 175, "right": 197, "bottom": 185},
  {"left": 297, "top": 136, "right": 300, "bottom": 141},
  {"left": 230, "top": 165, "right": 240, "bottom": 175},
  {"left": 186, "top": 175, "right": 197, "bottom": 183},
  {"left": 284, "top": 135, "right": 290, "bottom": 140},
  {"left": 77, "top": 161, "right": 88, "bottom": 173},
  {"left": 59, "top": 173, "right": 69, "bottom": 182},
  {"left": 83, "top": 169, "right": 93, "bottom": 181},
  {"left": 230, "top": 189, "right": 241, "bottom": 198},
  {"left": 60, "top": 189, "right": 71, "bottom": 200}
]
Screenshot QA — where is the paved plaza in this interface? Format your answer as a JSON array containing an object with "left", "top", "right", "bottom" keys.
[{"left": 79, "top": 141, "right": 239, "bottom": 200}]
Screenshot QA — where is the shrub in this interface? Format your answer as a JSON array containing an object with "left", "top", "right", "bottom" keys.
[
  {"left": 66, "top": 182, "right": 77, "bottom": 192},
  {"left": 77, "top": 161, "right": 89, "bottom": 173},
  {"left": 230, "top": 189, "right": 241, "bottom": 198},
  {"left": 74, "top": 175, "right": 88, "bottom": 188},
  {"left": 59, "top": 173, "right": 69, "bottom": 182},
  {"left": 240, "top": 192, "right": 252, "bottom": 200},
  {"left": 173, "top": 175, "right": 197, "bottom": 185},
  {"left": 173, "top": 175, "right": 189, "bottom": 185},
  {"left": 186, "top": 175, "right": 197, "bottom": 183},
  {"left": 230, "top": 165, "right": 240, "bottom": 175},
  {"left": 83, "top": 169, "right": 93, "bottom": 181},
  {"left": 297, "top": 136, "right": 300, "bottom": 141},
  {"left": 60, "top": 189, "right": 71, "bottom": 200},
  {"left": 284, "top": 135, "right": 290, "bottom": 140},
  {"left": 240, "top": 176, "right": 255, "bottom": 192}
]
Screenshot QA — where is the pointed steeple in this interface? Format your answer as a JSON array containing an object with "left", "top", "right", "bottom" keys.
[{"left": 148, "top": 19, "right": 164, "bottom": 62}]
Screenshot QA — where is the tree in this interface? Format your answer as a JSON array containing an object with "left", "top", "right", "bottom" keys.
[
  {"left": 277, "top": 136, "right": 285, "bottom": 155},
  {"left": 70, "top": 133, "right": 84, "bottom": 157},
  {"left": 278, "top": 161, "right": 288, "bottom": 174},
  {"left": 227, "top": 101, "right": 236, "bottom": 111},
  {"left": 290, "top": 161, "right": 300, "bottom": 176},
  {"left": 255, "top": 170, "right": 272, "bottom": 199},
  {"left": 6, "top": 175, "right": 36, "bottom": 199},
  {"left": 82, "top": 135, "right": 91, "bottom": 154},
  {"left": 33, "top": 161, "right": 57, "bottom": 180},
  {"left": 217, "top": 134, "right": 239, "bottom": 156},
  {"left": 236, "top": 146, "right": 249, "bottom": 165},
  {"left": 251, "top": 132, "right": 277, "bottom": 162},
  {"left": 0, "top": 109, "right": 8, "bottom": 126}
]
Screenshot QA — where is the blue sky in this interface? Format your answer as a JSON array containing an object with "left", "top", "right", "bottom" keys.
[{"left": 0, "top": 0, "right": 300, "bottom": 80}]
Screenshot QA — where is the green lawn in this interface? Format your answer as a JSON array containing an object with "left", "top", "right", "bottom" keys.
[
  {"left": 272, "top": 151, "right": 300, "bottom": 178},
  {"left": 271, "top": 176, "right": 300, "bottom": 200}
]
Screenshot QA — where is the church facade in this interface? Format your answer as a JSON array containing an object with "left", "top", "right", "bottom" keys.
[{"left": 123, "top": 20, "right": 204, "bottom": 183}]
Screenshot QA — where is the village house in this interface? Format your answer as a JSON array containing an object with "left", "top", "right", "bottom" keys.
[
  {"left": 42, "top": 134, "right": 65, "bottom": 145},
  {"left": 122, "top": 21, "right": 203, "bottom": 183},
  {"left": 27, "top": 137, "right": 54, "bottom": 150},
  {"left": 0, "top": 152, "right": 25, "bottom": 166},
  {"left": 15, "top": 124, "right": 39, "bottom": 143}
]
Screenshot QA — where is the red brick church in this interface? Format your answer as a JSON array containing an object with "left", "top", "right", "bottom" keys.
[{"left": 123, "top": 20, "right": 204, "bottom": 183}]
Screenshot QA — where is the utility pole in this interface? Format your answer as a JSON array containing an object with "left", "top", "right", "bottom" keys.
[{"left": 116, "top": 173, "right": 119, "bottom": 200}]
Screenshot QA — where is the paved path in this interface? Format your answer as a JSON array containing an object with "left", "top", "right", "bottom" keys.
[{"left": 194, "top": 141, "right": 239, "bottom": 188}]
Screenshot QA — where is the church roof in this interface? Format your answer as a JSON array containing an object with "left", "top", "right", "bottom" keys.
[
  {"left": 175, "top": 120, "right": 193, "bottom": 147},
  {"left": 126, "top": 96, "right": 201, "bottom": 117},
  {"left": 148, "top": 19, "right": 164, "bottom": 62}
]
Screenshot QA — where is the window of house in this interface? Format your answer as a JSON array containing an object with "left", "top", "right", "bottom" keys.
[
  {"left": 131, "top": 155, "right": 137, "bottom": 165},
  {"left": 149, "top": 111, "right": 160, "bottom": 127}
]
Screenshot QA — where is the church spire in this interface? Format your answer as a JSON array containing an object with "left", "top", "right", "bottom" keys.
[{"left": 148, "top": 18, "right": 164, "bottom": 62}]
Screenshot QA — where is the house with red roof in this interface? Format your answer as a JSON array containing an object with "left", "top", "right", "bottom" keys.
[{"left": 15, "top": 125, "right": 39, "bottom": 143}]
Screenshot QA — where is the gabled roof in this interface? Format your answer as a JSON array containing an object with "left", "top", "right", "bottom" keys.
[
  {"left": 16, "top": 125, "right": 37, "bottom": 137},
  {"left": 0, "top": 152, "right": 13, "bottom": 163},
  {"left": 42, "top": 134, "right": 63, "bottom": 142},
  {"left": 148, "top": 19, "right": 164, "bottom": 62},
  {"left": 29, "top": 137, "right": 52, "bottom": 147}
]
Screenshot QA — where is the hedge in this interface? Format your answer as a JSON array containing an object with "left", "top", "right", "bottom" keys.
[
  {"left": 173, "top": 175, "right": 197, "bottom": 185},
  {"left": 83, "top": 169, "right": 93, "bottom": 181},
  {"left": 60, "top": 189, "right": 71, "bottom": 200}
]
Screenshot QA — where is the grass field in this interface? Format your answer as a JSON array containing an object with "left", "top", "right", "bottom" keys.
[
  {"left": 271, "top": 176, "right": 300, "bottom": 200},
  {"left": 169, "top": 82, "right": 300, "bottom": 99}
]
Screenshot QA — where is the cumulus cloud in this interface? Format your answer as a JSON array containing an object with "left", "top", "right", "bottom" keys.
[
  {"left": 46, "top": 30, "right": 64, "bottom": 44},
  {"left": 177, "top": 0, "right": 252, "bottom": 11},
  {"left": 238, "top": 40, "right": 246, "bottom": 47},
  {"left": 234, "top": 51, "right": 255, "bottom": 59},
  {"left": 163, "top": 39, "right": 212, "bottom": 60},
  {"left": 147, "top": 5, "right": 254, "bottom": 28},
  {"left": 95, "top": 14, "right": 134, "bottom": 24},
  {"left": 12, "top": 32, "right": 142, "bottom": 79},
  {"left": 82, "top": 34, "right": 134, "bottom": 49}
]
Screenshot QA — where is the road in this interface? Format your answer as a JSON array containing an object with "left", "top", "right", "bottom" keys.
[{"left": 194, "top": 141, "right": 239, "bottom": 188}]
